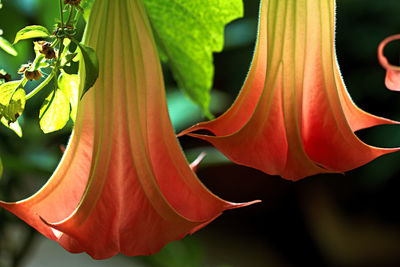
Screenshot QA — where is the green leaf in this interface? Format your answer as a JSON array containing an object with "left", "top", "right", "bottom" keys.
[
  {"left": 39, "top": 89, "right": 70, "bottom": 133},
  {"left": 1, "top": 117, "right": 22, "bottom": 137},
  {"left": 0, "top": 81, "right": 26, "bottom": 123},
  {"left": 63, "top": 53, "right": 78, "bottom": 65},
  {"left": 58, "top": 71, "right": 79, "bottom": 122},
  {"left": 73, "top": 40, "right": 99, "bottom": 98},
  {"left": 14, "top": 25, "right": 50, "bottom": 44},
  {"left": 0, "top": 36, "right": 17, "bottom": 56},
  {"left": 81, "top": 0, "right": 95, "bottom": 21},
  {"left": 143, "top": 0, "right": 243, "bottom": 116}
]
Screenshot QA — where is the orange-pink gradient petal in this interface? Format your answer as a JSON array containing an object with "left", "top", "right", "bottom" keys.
[
  {"left": 179, "top": 0, "right": 399, "bottom": 181},
  {"left": 378, "top": 34, "right": 400, "bottom": 91},
  {"left": 0, "top": 0, "right": 258, "bottom": 259}
]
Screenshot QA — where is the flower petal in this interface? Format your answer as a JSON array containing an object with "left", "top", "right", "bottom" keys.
[
  {"left": 378, "top": 34, "right": 400, "bottom": 91},
  {"left": 0, "top": 0, "right": 258, "bottom": 259},
  {"left": 180, "top": 0, "right": 399, "bottom": 181}
]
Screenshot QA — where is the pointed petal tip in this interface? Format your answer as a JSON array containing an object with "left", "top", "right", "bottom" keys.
[
  {"left": 378, "top": 146, "right": 400, "bottom": 155},
  {"left": 187, "top": 200, "right": 261, "bottom": 235},
  {"left": 233, "top": 199, "right": 262, "bottom": 208},
  {"left": 189, "top": 152, "right": 207, "bottom": 172},
  {"left": 177, "top": 124, "right": 202, "bottom": 138},
  {"left": 384, "top": 117, "right": 400, "bottom": 125},
  {"left": 225, "top": 199, "right": 262, "bottom": 211},
  {"left": 177, "top": 119, "right": 218, "bottom": 138}
]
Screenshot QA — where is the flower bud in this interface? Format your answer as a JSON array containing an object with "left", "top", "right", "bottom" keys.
[
  {"left": 37, "top": 41, "right": 56, "bottom": 60},
  {"left": 0, "top": 72, "right": 11, "bottom": 82},
  {"left": 24, "top": 70, "right": 42, "bottom": 81},
  {"left": 19, "top": 64, "right": 42, "bottom": 81}
]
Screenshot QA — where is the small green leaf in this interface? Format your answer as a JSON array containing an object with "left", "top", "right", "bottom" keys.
[
  {"left": 14, "top": 25, "right": 50, "bottom": 44},
  {"left": 39, "top": 89, "right": 70, "bottom": 133},
  {"left": 61, "top": 53, "right": 78, "bottom": 67},
  {"left": 81, "top": 0, "right": 95, "bottom": 21},
  {"left": 1, "top": 117, "right": 22, "bottom": 137},
  {"left": 0, "top": 36, "right": 17, "bottom": 56},
  {"left": 73, "top": 40, "right": 99, "bottom": 98},
  {"left": 143, "top": 0, "right": 243, "bottom": 116},
  {"left": 65, "top": 53, "right": 78, "bottom": 62},
  {"left": 0, "top": 81, "right": 25, "bottom": 123},
  {"left": 58, "top": 71, "right": 79, "bottom": 122}
]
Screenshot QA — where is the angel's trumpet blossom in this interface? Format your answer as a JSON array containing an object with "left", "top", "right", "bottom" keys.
[
  {"left": 179, "top": 0, "right": 399, "bottom": 180},
  {"left": 0, "top": 0, "right": 256, "bottom": 259},
  {"left": 378, "top": 34, "right": 400, "bottom": 91}
]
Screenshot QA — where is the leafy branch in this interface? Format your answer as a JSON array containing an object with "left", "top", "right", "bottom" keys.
[
  {"left": 0, "top": 0, "right": 99, "bottom": 178},
  {"left": 0, "top": 0, "right": 98, "bottom": 135}
]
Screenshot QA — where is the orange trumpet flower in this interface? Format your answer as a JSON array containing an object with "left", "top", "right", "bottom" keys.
[
  {"left": 378, "top": 34, "right": 400, "bottom": 91},
  {"left": 0, "top": 0, "right": 256, "bottom": 259},
  {"left": 180, "top": 0, "right": 399, "bottom": 180}
]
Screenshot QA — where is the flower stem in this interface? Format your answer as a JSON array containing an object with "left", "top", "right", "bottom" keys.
[
  {"left": 59, "top": 0, "right": 64, "bottom": 29},
  {"left": 66, "top": 5, "right": 74, "bottom": 26}
]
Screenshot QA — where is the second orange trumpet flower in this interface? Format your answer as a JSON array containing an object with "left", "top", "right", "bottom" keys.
[{"left": 180, "top": 0, "right": 399, "bottom": 180}]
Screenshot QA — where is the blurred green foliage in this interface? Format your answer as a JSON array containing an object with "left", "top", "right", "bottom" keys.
[
  {"left": 138, "top": 237, "right": 206, "bottom": 267},
  {"left": 144, "top": 0, "right": 244, "bottom": 117}
]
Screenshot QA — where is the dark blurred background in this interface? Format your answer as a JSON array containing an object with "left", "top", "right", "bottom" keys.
[{"left": 1, "top": 0, "right": 400, "bottom": 266}]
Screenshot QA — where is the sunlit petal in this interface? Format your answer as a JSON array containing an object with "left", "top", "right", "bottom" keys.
[
  {"left": 0, "top": 0, "right": 257, "bottom": 259},
  {"left": 180, "top": 0, "right": 399, "bottom": 181}
]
